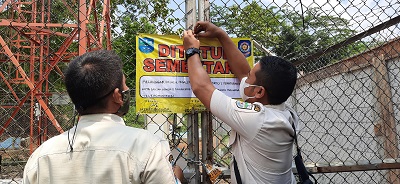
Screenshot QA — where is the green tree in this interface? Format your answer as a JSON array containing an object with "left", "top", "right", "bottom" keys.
[
  {"left": 111, "top": 0, "right": 183, "bottom": 127},
  {"left": 276, "top": 7, "right": 367, "bottom": 71},
  {"left": 211, "top": 2, "right": 282, "bottom": 56},
  {"left": 210, "top": 3, "right": 368, "bottom": 72},
  {"left": 112, "top": 0, "right": 182, "bottom": 89},
  {"left": 0, "top": 0, "right": 77, "bottom": 94}
]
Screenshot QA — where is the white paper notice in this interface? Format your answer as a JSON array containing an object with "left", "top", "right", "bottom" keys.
[{"left": 139, "top": 76, "right": 240, "bottom": 98}]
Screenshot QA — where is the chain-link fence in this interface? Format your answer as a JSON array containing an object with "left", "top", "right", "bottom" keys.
[{"left": 1, "top": 0, "right": 400, "bottom": 183}]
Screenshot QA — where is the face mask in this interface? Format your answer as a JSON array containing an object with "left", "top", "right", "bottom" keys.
[
  {"left": 239, "top": 77, "right": 259, "bottom": 101},
  {"left": 116, "top": 89, "right": 130, "bottom": 116}
]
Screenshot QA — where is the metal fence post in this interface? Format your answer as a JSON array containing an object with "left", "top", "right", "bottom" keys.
[
  {"left": 198, "top": 0, "right": 210, "bottom": 22},
  {"left": 185, "top": 1, "right": 199, "bottom": 183},
  {"left": 372, "top": 55, "right": 400, "bottom": 184},
  {"left": 78, "top": 0, "right": 87, "bottom": 55},
  {"left": 198, "top": 0, "right": 212, "bottom": 183},
  {"left": 193, "top": 111, "right": 200, "bottom": 183},
  {"left": 187, "top": 109, "right": 200, "bottom": 184},
  {"left": 201, "top": 111, "right": 213, "bottom": 183},
  {"left": 185, "top": 0, "right": 196, "bottom": 30}
]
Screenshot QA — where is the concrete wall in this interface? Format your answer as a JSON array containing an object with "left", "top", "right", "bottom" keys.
[
  {"left": 388, "top": 59, "right": 400, "bottom": 150},
  {"left": 294, "top": 67, "right": 382, "bottom": 165},
  {"left": 290, "top": 39, "right": 400, "bottom": 183}
]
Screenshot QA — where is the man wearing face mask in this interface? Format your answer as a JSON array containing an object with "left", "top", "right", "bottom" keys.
[
  {"left": 23, "top": 50, "right": 184, "bottom": 184},
  {"left": 183, "top": 22, "right": 299, "bottom": 184}
]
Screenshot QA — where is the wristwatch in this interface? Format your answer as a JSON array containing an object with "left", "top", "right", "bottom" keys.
[{"left": 185, "top": 47, "right": 201, "bottom": 61}]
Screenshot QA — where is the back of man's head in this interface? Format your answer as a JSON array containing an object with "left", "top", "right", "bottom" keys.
[
  {"left": 255, "top": 56, "right": 297, "bottom": 105},
  {"left": 64, "top": 50, "right": 123, "bottom": 113}
]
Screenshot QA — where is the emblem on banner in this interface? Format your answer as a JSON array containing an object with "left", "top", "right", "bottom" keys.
[
  {"left": 139, "top": 37, "right": 154, "bottom": 53},
  {"left": 238, "top": 40, "right": 251, "bottom": 57}
]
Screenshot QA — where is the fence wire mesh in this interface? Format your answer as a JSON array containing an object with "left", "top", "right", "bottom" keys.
[{"left": 1, "top": 0, "right": 400, "bottom": 183}]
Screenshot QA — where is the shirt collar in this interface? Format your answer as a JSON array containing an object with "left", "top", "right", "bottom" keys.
[
  {"left": 263, "top": 103, "right": 285, "bottom": 111},
  {"left": 78, "top": 113, "right": 125, "bottom": 126}
]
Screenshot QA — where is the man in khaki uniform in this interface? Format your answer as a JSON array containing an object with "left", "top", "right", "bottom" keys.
[{"left": 23, "top": 50, "right": 182, "bottom": 184}]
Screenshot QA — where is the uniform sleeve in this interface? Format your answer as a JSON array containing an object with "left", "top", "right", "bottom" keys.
[
  {"left": 141, "top": 140, "right": 176, "bottom": 184},
  {"left": 285, "top": 104, "right": 301, "bottom": 134},
  {"left": 210, "top": 89, "right": 264, "bottom": 141},
  {"left": 23, "top": 149, "right": 40, "bottom": 184},
  {"left": 23, "top": 161, "right": 34, "bottom": 184}
]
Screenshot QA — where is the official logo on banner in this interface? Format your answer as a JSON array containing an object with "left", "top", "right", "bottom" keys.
[
  {"left": 238, "top": 40, "right": 251, "bottom": 57},
  {"left": 139, "top": 37, "right": 154, "bottom": 53}
]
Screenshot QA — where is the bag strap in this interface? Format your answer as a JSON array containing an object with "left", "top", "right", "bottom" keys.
[
  {"left": 291, "top": 122, "right": 302, "bottom": 156},
  {"left": 292, "top": 122, "right": 317, "bottom": 183},
  {"left": 233, "top": 156, "right": 243, "bottom": 184},
  {"left": 232, "top": 132, "right": 243, "bottom": 184}
]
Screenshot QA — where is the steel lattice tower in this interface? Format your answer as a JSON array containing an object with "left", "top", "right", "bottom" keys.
[{"left": 0, "top": 0, "right": 112, "bottom": 153}]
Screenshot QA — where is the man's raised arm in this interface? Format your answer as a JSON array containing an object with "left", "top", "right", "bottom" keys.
[{"left": 194, "top": 21, "right": 251, "bottom": 80}]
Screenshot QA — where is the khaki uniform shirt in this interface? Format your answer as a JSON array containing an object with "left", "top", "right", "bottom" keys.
[
  {"left": 23, "top": 114, "right": 176, "bottom": 184},
  {"left": 210, "top": 90, "right": 298, "bottom": 184}
]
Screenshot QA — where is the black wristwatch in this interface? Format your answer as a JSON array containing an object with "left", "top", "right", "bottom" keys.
[{"left": 185, "top": 47, "right": 201, "bottom": 61}]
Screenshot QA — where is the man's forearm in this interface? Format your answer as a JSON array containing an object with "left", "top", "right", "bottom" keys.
[
  {"left": 187, "top": 55, "right": 214, "bottom": 109},
  {"left": 217, "top": 32, "right": 251, "bottom": 79}
]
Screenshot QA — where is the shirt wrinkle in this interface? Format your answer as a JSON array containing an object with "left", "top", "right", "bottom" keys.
[
  {"left": 210, "top": 89, "right": 297, "bottom": 184},
  {"left": 142, "top": 140, "right": 161, "bottom": 170},
  {"left": 23, "top": 113, "right": 176, "bottom": 184}
]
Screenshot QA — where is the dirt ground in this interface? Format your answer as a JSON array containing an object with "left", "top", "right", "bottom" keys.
[{"left": 0, "top": 149, "right": 27, "bottom": 182}]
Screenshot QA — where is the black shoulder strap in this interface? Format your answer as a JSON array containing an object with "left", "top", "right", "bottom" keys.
[
  {"left": 292, "top": 123, "right": 315, "bottom": 183},
  {"left": 292, "top": 123, "right": 302, "bottom": 156},
  {"left": 233, "top": 133, "right": 243, "bottom": 184},
  {"left": 233, "top": 156, "right": 243, "bottom": 184}
]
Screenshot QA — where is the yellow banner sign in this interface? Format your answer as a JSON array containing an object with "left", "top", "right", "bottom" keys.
[{"left": 136, "top": 34, "right": 253, "bottom": 114}]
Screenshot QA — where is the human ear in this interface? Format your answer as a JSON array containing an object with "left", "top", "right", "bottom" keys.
[
  {"left": 112, "top": 88, "right": 123, "bottom": 104},
  {"left": 255, "top": 86, "right": 265, "bottom": 98}
]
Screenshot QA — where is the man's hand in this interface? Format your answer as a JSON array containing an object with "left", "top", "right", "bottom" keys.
[
  {"left": 182, "top": 27, "right": 215, "bottom": 110},
  {"left": 173, "top": 165, "right": 187, "bottom": 184},
  {"left": 193, "top": 21, "right": 250, "bottom": 80},
  {"left": 183, "top": 30, "right": 200, "bottom": 50},
  {"left": 194, "top": 21, "right": 225, "bottom": 38}
]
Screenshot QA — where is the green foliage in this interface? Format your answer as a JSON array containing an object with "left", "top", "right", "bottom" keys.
[
  {"left": 1, "top": 0, "right": 181, "bottom": 127},
  {"left": 1, "top": 0, "right": 77, "bottom": 95},
  {"left": 123, "top": 105, "right": 145, "bottom": 128},
  {"left": 112, "top": 16, "right": 157, "bottom": 89},
  {"left": 213, "top": 134, "right": 231, "bottom": 167},
  {"left": 48, "top": 0, "right": 78, "bottom": 53},
  {"left": 210, "top": 3, "right": 368, "bottom": 72},
  {"left": 111, "top": 0, "right": 182, "bottom": 94},
  {"left": 53, "top": 104, "right": 76, "bottom": 130},
  {"left": 276, "top": 7, "right": 367, "bottom": 70},
  {"left": 211, "top": 2, "right": 282, "bottom": 56}
]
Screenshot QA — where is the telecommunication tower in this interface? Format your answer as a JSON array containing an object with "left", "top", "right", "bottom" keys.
[{"left": 0, "top": 0, "right": 112, "bottom": 153}]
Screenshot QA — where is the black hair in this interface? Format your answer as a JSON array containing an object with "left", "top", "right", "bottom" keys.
[
  {"left": 255, "top": 56, "right": 297, "bottom": 105},
  {"left": 64, "top": 50, "right": 123, "bottom": 112}
]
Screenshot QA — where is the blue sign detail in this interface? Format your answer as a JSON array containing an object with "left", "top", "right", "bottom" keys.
[
  {"left": 238, "top": 40, "right": 251, "bottom": 58},
  {"left": 139, "top": 37, "right": 154, "bottom": 53}
]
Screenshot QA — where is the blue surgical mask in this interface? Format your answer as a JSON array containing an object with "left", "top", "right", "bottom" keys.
[{"left": 239, "top": 77, "right": 259, "bottom": 101}]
